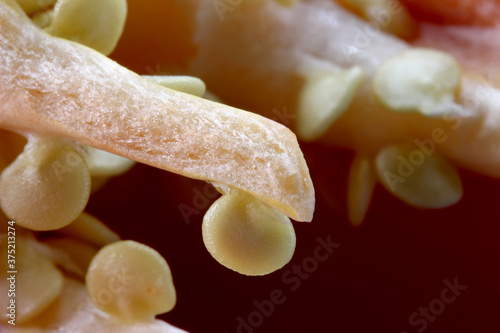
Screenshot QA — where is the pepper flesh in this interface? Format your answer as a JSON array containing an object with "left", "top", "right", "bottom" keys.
[{"left": 0, "top": 2, "right": 314, "bottom": 222}]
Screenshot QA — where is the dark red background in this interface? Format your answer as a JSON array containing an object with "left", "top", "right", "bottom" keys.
[{"left": 87, "top": 142, "right": 500, "bottom": 333}]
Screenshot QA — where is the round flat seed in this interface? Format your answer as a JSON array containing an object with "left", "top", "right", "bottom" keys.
[
  {"left": 30, "top": 277, "right": 187, "bottom": 332},
  {"left": 375, "top": 143, "right": 463, "bottom": 208},
  {"left": 86, "top": 240, "right": 176, "bottom": 322},
  {"left": 47, "top": 0, "right": 127, "bottom": 55},
  {"left": 0, "top": 137, "right": 90, "bottom": 231},
  {"left": 0, "top": 236, "right": 63, "bottom": 324},
  {"left": 373, "top": 48, "right": 461, "bottom": 116},
  {"left": 297, "top": 66, "right": 365, "bottom": 141},
  {"left": 202, "top": 188, "right": 296, "bottom": 276}
]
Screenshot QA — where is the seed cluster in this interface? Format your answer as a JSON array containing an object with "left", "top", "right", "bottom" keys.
[
  {"left": 186, "top": 0, "right": 500, "bottom": 225},
  {"left": 0, "top": 0, "right": 315, "bottom": 331}
]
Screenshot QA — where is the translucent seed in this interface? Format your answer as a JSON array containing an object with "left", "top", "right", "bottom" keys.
[
  {"left": 347, "top": 155, "right": 376, "bottom": 226},
  {"left": 143, "top": 75, "right": 206, "bottom": 98},
  {"left": 83, "top": 145, "right": 135, "bottom": 178},
  {"left": 375, "top": 143, "right": 463, "bottom": 208},
  {"left": 47, "top": 0, "right": 127, "bottom": 55},
  {"left": 0, "top": 236, "right": 63, "bottom": 324},
  {"left": 58, "top": 212, "right": 120, "bottom": 247},
  {"left": 202, "top": 188, "right": 296, "bottom": 276},
  {"left": 297, "top": 66, "right": 365, "bottom": 141},
  {"left": 0, "top": 137, "right": 91, "bottom": 231},
  {"left": 86, "top": 241, "right": 176, "bottom": 322},
  {"left": 373, "top": 48, "right": 461, "bottom": 116}
]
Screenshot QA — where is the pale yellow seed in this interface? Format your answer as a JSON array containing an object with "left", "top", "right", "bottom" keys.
[
  {"left": 86, "top": 241, "right": 176, "bottom": 322},
  {"left": 373, "top": 48, "right": 461, "bottom": 116},
  {"left": 47, "top": 0, "right": 127, "bottom": 55},
  {"left": 297, "top": 66, "right": 365, "bottom": 141},
  {"left": 44, "top": 237, "right": 98, "bottom": 274},
  {"left": 58, "top": 212, "right": 120, "bottom": 247},
  {"left": 375, "top": 143, "right": 463, "bottom": 208},
  {"left": 30, "top": 238, "right": 85, "bottom": 277},
  {"left": 347, "top": 155, "right": 376, "bottom": 226},
  {"left": 143, "top": 75, "right": 207, "bottom": 98},
  {"left": 83, "top": 145, "right": 135, "bottom": 178},
  {"left": 28, "top": 277, "right": 187, "bottom": 332},
  {"left": 0, "top": 236, "right": 63, "bottom": 324},
  {"left": 202, "top": 188, "right": 296, "bottom": 276},
  {"left": 0, "top": 136, "right": 91, "bottom": 231}
]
